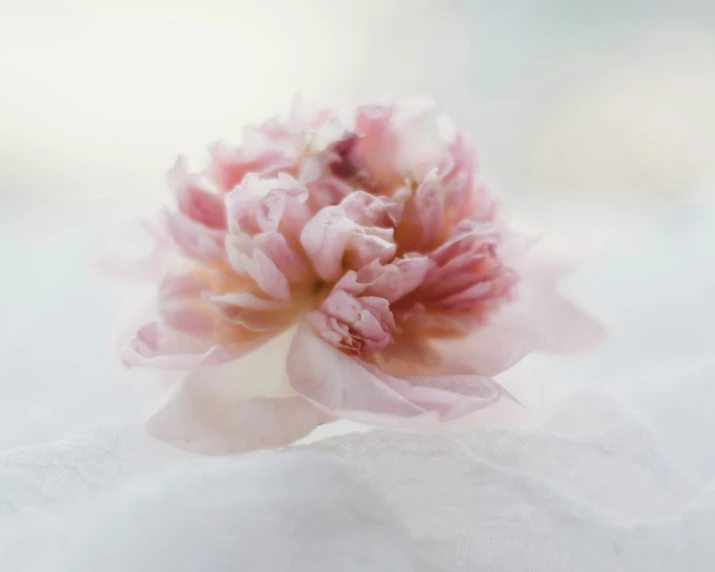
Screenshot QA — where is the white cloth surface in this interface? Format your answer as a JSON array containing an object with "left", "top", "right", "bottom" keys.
[
  {"left": 0, "top": 380, "right": 714, "bottom": 571},
  {"left": 0, "top": 198, "right": 713, "bottom": 570}
]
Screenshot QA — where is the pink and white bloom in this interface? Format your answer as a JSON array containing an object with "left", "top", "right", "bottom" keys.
[{"left": 120, "top": 99, "right": 604, "bottom": 454}]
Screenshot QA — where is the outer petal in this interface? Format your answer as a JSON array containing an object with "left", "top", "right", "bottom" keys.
[
  {"left": 207, "top": 131, "right": 300, "bottom": 193},
  {"left": 288, "top": 323, "right": 437, "bottom": 425},
  {"left": 225, "top": 173, "right": 311, "bottom": 236},
  {"left": 147, "top": 375, "right": 327, "bottom": 455},
  {"left": 123, "top": 269, "right": 282, "bottom": 369},
  {"left": 146, "top": 329, "right": 330, "bottom": 454},
  {"left": 122, "top": 321, "right": 241, "bottom": 369},
  {"left": 382, "top": 373, "right": 508, "bottom": 421},
  {"left": 288, "top": 322, "right": 518, "bottom": 425},
  {"left": 508, "top": 286, "right": 607, "bottom": 354},
  {"left": 538, "top": 294, "right": 606, "bottom": 353},
  {"left": 95, "top": 220, "right": 172, "bottom": 283},
  {"left": 502, "top": 234, "right": 607, "bottom": 354},
  {"left": 350, "top": 104, "right": 402, "bottom": 189},
  {"left": 210, "top": 290, "right": 298, "bottom": 334},
  {"left": 300, "top": 206, "right": 358, "bottom": 281},
  {"left": 234, "top": 247, "right": 292, "bottom": 302},
  {"left": 169, "top": 156, "right": 227, "bottom": 230},
  {"left": 431, "top": 315, "right": 540, "bottom": 377},
  {"left": 164, "top": 209, "right": 226, "bottom": 264}
]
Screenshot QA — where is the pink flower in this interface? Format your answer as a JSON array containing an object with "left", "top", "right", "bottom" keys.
[{"left": 120, "top": 98, "right": 605, "bottom": 454}]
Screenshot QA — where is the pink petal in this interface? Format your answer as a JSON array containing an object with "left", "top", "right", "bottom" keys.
[
  {"left": 250, "top": 232, "right": 312, "bottom": 283},
  {"left": 504, "top": 238, "right": 607, "bottom": 354},
  {"left": 212, "top": 289, "right": 298, "bottom": 334},
  {"left": 164, "top": 209, "right": 226, "bottom": 263},
  {"left": 432, "top": 315, "right": 540, "bottom": 377},
  {"left": 304, "top": 176, "right": 354, "bottom": 210},
  {"left": 208, "top": 140, "right": 297, "bottom": 192},
  {"left": 210, "top": 291, "right": 291, "bottom": 311},
  {"left": 122, "top": 321, "right": 239, "bottom": 369},
  {"left": 146, "top": 368, "right": 328, "bottom": 455},
  {"left": 300, "top": 206, "right": 355, "bottom": 281},
  {"left": 95, "top": 220, "right": 171, "bottom": 283},
  {"left": 324, "top": 132, "right": 360, "bottom": 179},
  {"left": 340, "top": 190, "right": 402, "bottom": 227},
  {"left": 350, "top": 104, "right": 402, "bottom": 188},
  {"left": 242, "top": 248, "right": 292, "bottom": 302},
  {"left": 527, "top": 291, "right": 607, "bottom": 354},
  {"left": 397, "top": 171, "right": 443, "bottom": 249},
  {"left": 158, "top": 270, "right": 212, "bottom": 302},
  {"left": 225, "top": 173, "right": 312, "bottom": 239},
  {"left": 169, "top": 156, "right": 227, "bottom": 230},
  {"left": 346, "top": 228, "right": 397, "bottom": 269},
  {"left": 383, "top": 372, "right": 508, "bottom": 421},
  {"left": 355, "top": 255, "right": 431, "bottom": 302},
  {"left": 287, "top": 323, "right": 437, "bottom": 425},
  {"left": 161, "top": 307, "right": 215, "bottom": 338},
  {"left": 300, "top": 194, "right": 400, "bottom": 281},
  {"left": 156, "top": 270, "right": 218, "bottom": 337}
]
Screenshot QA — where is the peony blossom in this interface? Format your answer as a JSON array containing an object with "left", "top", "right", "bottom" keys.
[{"left": 119, "top": 98, "right": 604, "bottom": 454}]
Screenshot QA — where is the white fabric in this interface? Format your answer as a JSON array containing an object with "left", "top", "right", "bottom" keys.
[
  {"left": 0, "top": 199, "right": 713, "bottom": 570},
  {"left": 0, "top": 449, "right": 433, "bottom": 572},
  {"left": 1, "top": 380, "right": 714, "bottom": 571}
]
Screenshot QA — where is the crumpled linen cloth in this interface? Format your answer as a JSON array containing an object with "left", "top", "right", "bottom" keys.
[
  {"left": 0, "top": 199, "right": 713, "bottom": 570},
  {"left": 1, "top": 364, "right": 714, "bottom": 571}
]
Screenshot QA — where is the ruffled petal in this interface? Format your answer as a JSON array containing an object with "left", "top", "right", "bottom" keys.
[
  {"left": 164, "top": 209, "right": 226, "bottom": 264},
  {"left": 123, "top": 268, "right": 283, "bottom": 369},
  {"left": 352, "top": 256, "right": 431, "bottom": 303},
  {"left": 382, "top": 372, "right": 508, "bottom": 421},
  {"left": 226, "top": 173, "right": 311, "bottom": 236},
  {"left": 169, "top": 156, "right": 227, "bottom": 230},
  {"left": 207, "top": 135, "right": 299, "bottom": 192},
  {"left": 144, "top": 328, "right": 329, "bottom": 454},
  {"left": 288, "top": 322, "right": 513, "bottom": 425},
  {"left": 234, "top": 247, "right": 292, "bottom": 302},
  {"left": 502, "top": 235, "right": 607, "bottom": 355},
  {"left": 95, "top": 220, "right": 172, "bottom": 283},
  {"left": 122, "top": 321, "right": 240, "bottom": 369},
  {"left": 300, "top": 206, "right": 358, "bottom": 281},
  {"left": 300, "top": 193, "right": 399, "bottom": 282},
  {"left": 147, "top": 372, "right": 327, "bottom": 455},
  {"left": 288, "top": 322, "right": 437, "bottom": 425},
  {"left": 431, "top": 316, "right": 540, "bottom": 377},
  {"left": 518, "top": 289, "right": 606, "bottom": 354}
]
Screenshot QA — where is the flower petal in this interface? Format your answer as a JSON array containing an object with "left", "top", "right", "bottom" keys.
[
  {"left": 210, "top": 291, "right": 291, "bottom": 311},
  {"left": 300, "top": 206, "right": 355, "bottom": 281},
  {"left": 164, "top": 209, "right": 226, "bottom": 263},
  {"left": 144, "top": 328, "right": 330, "bottom": 454},
  {"left": 228, "top": 245, "right": 292, "bottom": 302},
  {"left": 147, "top": 376, "right": 327, "bottom": 455},
  {"left": 526, "top": 291, "right": 607, "bottom": 353},
  {"left": 95, "top": 220, "right": 171, "bottom": 283},
  {"left": 122, "top": 321, "right": 240, "bottom": 369},
  {"left": 287, "top": 323, "right": 437, "bottom": 425},
  {"left": 169, "top": 156, "right": 227, "bottom": 230},
  {"left": 383, "top": 373, "right": 507, "bottom": 421},
  {"left": 207, "top": 138, "right": 298, "bottom": 192},
  {"left": 416, "top": 312, "right": 538, "bottom": 378},
  {"left": 354, "top": 255, "right": 431, "bottom": 303}
]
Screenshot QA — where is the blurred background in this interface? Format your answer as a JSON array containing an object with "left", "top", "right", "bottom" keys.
[{"left": 1, "top": 0, "right": 713, "bottom": 448}]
